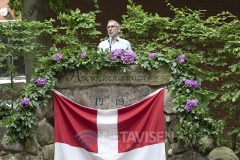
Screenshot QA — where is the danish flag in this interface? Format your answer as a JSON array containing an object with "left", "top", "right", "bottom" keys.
[{"left": 53, "top": 88, "right": 166, "bottom": 160}]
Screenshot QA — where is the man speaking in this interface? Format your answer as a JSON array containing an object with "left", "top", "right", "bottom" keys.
[{"left": 98, "top": 20, "right": 133, "bottom": 52}]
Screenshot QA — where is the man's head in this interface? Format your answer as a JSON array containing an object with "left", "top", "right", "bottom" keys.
[{"left": 107, "top": 20, "right": 120, "bottom": 38}]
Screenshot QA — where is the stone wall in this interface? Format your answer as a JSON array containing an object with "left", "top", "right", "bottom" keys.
[{"left": 0, "top": 65, "right": 239, "bottom": 160}]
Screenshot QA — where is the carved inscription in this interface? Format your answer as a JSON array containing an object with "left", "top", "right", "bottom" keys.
[
  {"left": 56, "top": 65, "right": 170, "bottom": 88},
  {"left": 95, "top": 98, "right": 104, "bottom": 106},
  {"left": 116, "top": 98, "right": 124, "bottom": 106},
  {"left": 66, "top": 69, "right": 158, "bottom": 82},
  {"left": 95, "top": 97, "right": 125, "bottom": 107}
]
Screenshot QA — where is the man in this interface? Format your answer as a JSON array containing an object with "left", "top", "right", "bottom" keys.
[{"left": 98, "top": 20, "right": 132, "bottom": 52}]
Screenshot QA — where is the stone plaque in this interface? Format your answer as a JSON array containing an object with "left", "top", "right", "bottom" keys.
[
  {"left": 56, "top": 65, "right": 170, "bottom": 88},
  {"left": 55, "top": 65, "right": 171, "bottom": 109}
]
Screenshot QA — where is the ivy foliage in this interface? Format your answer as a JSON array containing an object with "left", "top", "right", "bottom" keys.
[{"left": 2, "top": 0, "right": 240, "bottom": 154}]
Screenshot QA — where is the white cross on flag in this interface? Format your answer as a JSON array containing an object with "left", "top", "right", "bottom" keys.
[{"left": 53, "top": 88, "right": 166, "bottom": 160}]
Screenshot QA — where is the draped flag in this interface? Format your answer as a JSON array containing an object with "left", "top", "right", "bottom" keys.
[{"left": 53, "top": 88, "right": 166, "bottom": 160}]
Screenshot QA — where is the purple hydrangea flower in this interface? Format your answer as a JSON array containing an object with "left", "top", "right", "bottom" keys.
[
  {"left": 148, "top": 53, "right": 157, "bottom": 60},
  {"left": 184, "top": 79, "right": 199, "bottom": 88},
  {"left": 81, "top": 52, "right": 87, "bottom": 58},
  {"left": 53, "top": 53, "right": 62, "bottom": 62},
  {"left": 110, "top": 49, "right": 122, "bottom": 61},
  {"left": 110, "top": 55, "right": 118, "bottom": 61},
  {"left": 191, "top": 80, "right": 199, "bottom": 88},
  {"left": 184, "top": 99, "right": 198, "bottom": 112},
  {"left": 37, "top": 78, "right": 46, "bottom": 87},
  {"left": 121, "top": 50, "right": 137, "bottom": 64},
  {"left": 19, "top": 97, "right": 30, "bottom": 108},
  {"left": 184, "top": 104, "right": 192, "bottom": 113},
  {"left": 121, "top": 55, "right": 128, "bottom": 64},
  {"left": 177, "top": 54, "right": 185, "bottom": 63},
  {"left": 31, "top": 78, "right": 35, "bottom": 83},
  {"left": 112, "top": 49, "right": 122, "bottom": 56}
]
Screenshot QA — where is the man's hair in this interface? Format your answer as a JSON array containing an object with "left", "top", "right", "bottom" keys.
[{"left": 108, "top": 20, "right": 121, "bottom": 27}]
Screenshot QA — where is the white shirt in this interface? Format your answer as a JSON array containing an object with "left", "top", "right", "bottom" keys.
[{"left": 98, "top": 37, "right": 132, "bottom": 52}]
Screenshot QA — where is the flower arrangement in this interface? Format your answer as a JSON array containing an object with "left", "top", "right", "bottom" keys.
[{"left": 110, "top": 49, "right": 137, "bottom": 64}]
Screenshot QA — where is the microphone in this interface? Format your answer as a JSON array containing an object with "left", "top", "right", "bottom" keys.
[{"left": 109, "top": 36, "right": 112, "bottom": 51}]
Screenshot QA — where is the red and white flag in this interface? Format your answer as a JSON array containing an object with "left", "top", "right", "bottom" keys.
[{"left": 53, "top": 88, "right": 166, "bottom": 160}]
